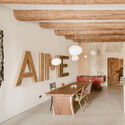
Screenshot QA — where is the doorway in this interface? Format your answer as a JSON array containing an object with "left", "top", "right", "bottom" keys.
[{"left": 108, "top": 58, "right": 123, "bottom": 86}]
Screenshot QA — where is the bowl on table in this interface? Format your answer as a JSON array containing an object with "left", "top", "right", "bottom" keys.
[{"left": 71, "top": 84, "right": 77, "bottom": 88}]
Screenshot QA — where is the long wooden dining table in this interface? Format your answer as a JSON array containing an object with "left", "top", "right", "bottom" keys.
[{"left": 46, "top": 82, "right": 90, "bottom": 115}]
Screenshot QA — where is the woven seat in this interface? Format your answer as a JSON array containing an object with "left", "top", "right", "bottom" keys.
[{"left": 73, "top": 94, "right": 86, "bottom": 101}]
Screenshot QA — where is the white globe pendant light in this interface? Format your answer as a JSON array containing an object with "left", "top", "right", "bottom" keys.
[
  {"left": 90, "top": 50, "right": 97, "bottom": 56},
  {"left": 52, "top": 58, "right": 61, "bottom": 66},
  {"left": 69, "top": 45, "right": 83, "bottom": 56},
  {"left": 71, "top": 56, "right": 79, "bottom": 61}
]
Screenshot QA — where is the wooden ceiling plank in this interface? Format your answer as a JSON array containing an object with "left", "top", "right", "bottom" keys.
[
  {"left": 74, "top": 39, "right": 125, "bottom": 42},
  {"left": 64, "top": 34, "right": 125, "bottom": 42},
  {"left": 40, "top": 22, "right": 125, "bottom": 30},
  {"left": 1, "top": 0, "right": 125, "bottom": 4},
  {"left": 65, "top": 34, "right": 125, "bottom": 40},
  {"left": 14, "top": 10, "right": 125, "bottom": 21},
  {"left": 55, "top": 30, "right": 125, "bottom": 36}
]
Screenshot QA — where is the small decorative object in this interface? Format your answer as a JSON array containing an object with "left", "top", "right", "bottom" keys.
[
  {"left": 71, "top": 55, "right": 79, "bottom": 61},
  {"left": 69, "top": 45, "right": 83, "bottom": 56},
  {"left": 84, "top": 55, "right": 87, "bottom": 59},
  {"left": 71, "top": 84, "right": 77, "bottom": 88},
  {"left": 89, "top": 80, "right": 92, "bottom": 82},
  {"left": 51, "top": 58, "right": 61, "bottom": 66},
  {"left": 90, "top": 50, "right": 97, "bottom": 56},
  {"left": 0, "top": 30, "right": 4, "bottom": 87}
]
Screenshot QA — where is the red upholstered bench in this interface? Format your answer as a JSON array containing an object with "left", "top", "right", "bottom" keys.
[{"left": 77, "top": 76, "right": 106, "bottom": 91}]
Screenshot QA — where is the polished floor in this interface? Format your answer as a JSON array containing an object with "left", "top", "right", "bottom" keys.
[{"left": 1, "top": 86, "right": 125, "bottom": 125}]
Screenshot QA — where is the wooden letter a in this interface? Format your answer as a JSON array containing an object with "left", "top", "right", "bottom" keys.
[{"left": 15, "top": 51, "right": 38, "bottom": 86}]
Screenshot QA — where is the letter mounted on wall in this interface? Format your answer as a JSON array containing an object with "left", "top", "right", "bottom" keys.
[
  {"left": 59, "top": 56, "right": 69, "bottom": 77},
  {"left": 45, "top": 54, "right": 56, "bottom": 80},
  {"left": 15, "top": 51, "right": 38, "bottom": 86},
  {"left": 15, "top": 51, "right": 69, "bottom": 86},
  {"left": 39, "top": 53, "right": 44, "bottom": 81}
]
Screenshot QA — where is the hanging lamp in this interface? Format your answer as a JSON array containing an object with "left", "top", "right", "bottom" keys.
[
  {"left": 84, "top": 55, "right": 88, "bottom": 59},
  {"left": 69, "top": 35, "right": 82, "bottom": 56},
  {"left": 90, "top": 42, "right": 97, "bottom": 56},
  {"left": 52, "top": 58, "right": 61, "bottom": 66},
  {"left": 90, "top": 50, "right": 97, "bottom": 56},
  {"left": 71, "top": 55, "right": 79, "bottom": 61},
  {"left": 69, "top": 45, "right": 83, "bottom": 56}
]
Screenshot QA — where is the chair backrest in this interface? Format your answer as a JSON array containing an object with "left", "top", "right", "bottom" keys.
[
  {"left": 86, "top": 82, "right": 92, "bottom": 95},
  {"left": 75, "top": 88, "right": 85, "bottom": 101},
  {"left": 62, "top": 83, "right": 66, "bottom": 87},
  {"left": 50, "top": 82, "right": 56, "bottom": 91},
  {"left": 79, "top": 88, "right": 86, "bottom": 100}
]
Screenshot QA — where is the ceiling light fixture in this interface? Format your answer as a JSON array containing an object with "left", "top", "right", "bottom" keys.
[
  {"left": 52, "top": 58, "right": 61, "bottom": 66},
  {"left": 69, "top": 45, "right": 83, "bottom": 56},
  {"left": 90, "top": 50, "right": 97, "bottom": 56},
  {"left": 84, "top": 55, "right": 88, "bottom": 59},
  {"left": 71, "top": 55, "right": 79, "bottom": 61}
]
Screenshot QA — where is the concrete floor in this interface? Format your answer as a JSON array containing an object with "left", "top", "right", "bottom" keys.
[{"left": 1, "top": 86, "right": 125, "bottom": 125}]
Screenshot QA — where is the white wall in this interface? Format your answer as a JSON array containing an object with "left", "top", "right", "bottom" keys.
[
  {"left": 89, "top": 42, "right": 125, "bottom": 86},
  {"left": 123, "top": 81, "right": 125, "bottom": 114},
  {"left": 0, "top": 5, "right": 78, "bottom": 122}
]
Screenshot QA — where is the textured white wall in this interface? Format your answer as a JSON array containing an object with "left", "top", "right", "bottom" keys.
[
  {"left": 90, "top": 42, "right": 125, "bottom": 86},
  {"left": 0, "top": 5, "right": 78, "bottom": 122},
  {"left": 124, "top": 86, "right": 125, "bottom": 113}
]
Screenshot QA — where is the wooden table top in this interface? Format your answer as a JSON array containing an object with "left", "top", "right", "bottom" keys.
[{"left": 46, "top": 82, "right": 90, "bottom": 97}]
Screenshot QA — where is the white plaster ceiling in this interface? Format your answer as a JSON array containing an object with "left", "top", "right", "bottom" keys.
[
  {"left": 2, "top": 4, "right": 125, "bottom": 10},
  {"left": 1, "top": 4, "right": 125, "bottom": 23}
]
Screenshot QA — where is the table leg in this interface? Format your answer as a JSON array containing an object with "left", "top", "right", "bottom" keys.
[
  {"left": 53, "top": 96, "right": 74, "bottom": 115},
  {"left": 92, "top": 83, "right": 102, "bottom": 91}
]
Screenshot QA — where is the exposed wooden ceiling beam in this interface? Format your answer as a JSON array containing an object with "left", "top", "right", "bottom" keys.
[
  {"left": 1, "top": 0, "right": 125, "bottom": 4},
  {"left": 65, "top": 34, "right": 125, "bottom": 40},
  {"left": 66, "top": 34, "right": 105, "bottom": 39},
  {"left": 66, "top": 35, "right": 125, "bottom": 42},
  {"left": 74, "top": 38, "right": 125, "bottom": 42},
  {"left": 73, "top": 35, "right": 125, "bottom": 42},
  {"left": 40, "top": 22, "right": 125, "bottom": 30},
  {"left": 14, "top": 10, "right": 125, "bottom": 21},
  {"left": 55, "top": 30, "right": 125, "bottom": 36}
]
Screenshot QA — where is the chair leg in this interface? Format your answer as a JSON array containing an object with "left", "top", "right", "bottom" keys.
[
  {"left": 86, "top": 96, "right": 89, "bottom": 107},
  {"left": 78, "top": 100, "right": 84, "bottom": 112},
  {"left": 86, "top": 96, "right": 88, "bottom": 102},
  {"left": 84, "top": 98, "right": 88, "bottom": 108},
  {"left": 50, "top": 97, "right": 53, "bottom": 111}
]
